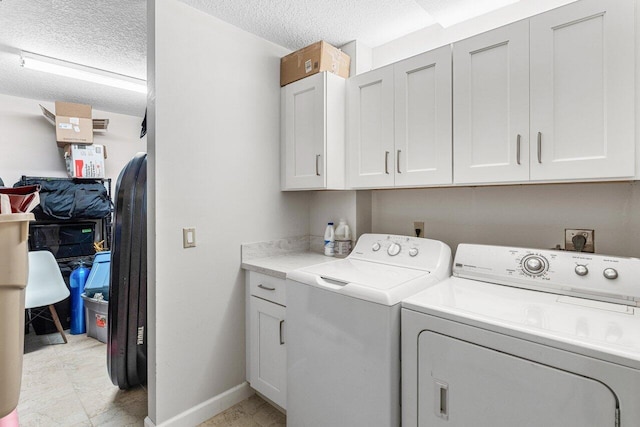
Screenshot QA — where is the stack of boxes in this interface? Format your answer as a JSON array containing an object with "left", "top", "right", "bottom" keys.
[{"left": 40, "top": 101, "right": 109, "bottom": 178}]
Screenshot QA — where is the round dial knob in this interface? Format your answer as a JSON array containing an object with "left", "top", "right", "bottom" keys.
[
  {"left": 575, "top": 265, "right": 588, "bottom": 276},
  {"left": 408, "top": 248, "right": 419, "bottom": 257},
  {"left": 387, "top": 243, "right": 401, "bottom": 256},
  {"left": 372, "top": 242, "right": 381, "bottom": 252},
  {"left": 603, "top": 268, "right": 618, "bottom": 280},
  {"left": 522, "top": 255, "right": 547, "bottom": 276}
]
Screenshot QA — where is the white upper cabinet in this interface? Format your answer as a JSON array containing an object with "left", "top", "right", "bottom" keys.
[
  {"left": 348, "top": 46, "right": 452, "bottom": 189},
  {"left": 395, "top": 47, "right": 453, "bottom": 187},
  {"left": 282, "top": 72, "right": 346, "bottom": 190},
  {"left": 347, "top": 65, "right": 395, "bottom": 188},
  {"left": 454, "top": 0, "right": 635, "bottom": 185},
  {"left": 529, "top": 0, "right": 635, "bottom": 181},
  {"left": 453, "top": 21, "right": 530, "bottom": 185}
]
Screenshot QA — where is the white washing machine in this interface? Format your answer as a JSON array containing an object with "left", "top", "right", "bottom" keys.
[
  {"left": 402, "top": 244, "right": 640, "bottom": 427},
  {"left": 286, "top": 234, "right": 452, "bottom": 427}
]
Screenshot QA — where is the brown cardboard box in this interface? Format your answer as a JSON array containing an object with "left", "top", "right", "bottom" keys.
[
  {"left": 40, "top": 102, "right": 110, "bottom": 147},
  {"left": 63, "top": 144, "right": 107, "bottom": 178},
  {"left": 280, "top": 41, "right": 350, "bottom": 87}
]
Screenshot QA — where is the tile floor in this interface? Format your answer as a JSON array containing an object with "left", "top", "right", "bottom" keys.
[{"left": 18, "top": 327, "right": 285, "bottom": 427}]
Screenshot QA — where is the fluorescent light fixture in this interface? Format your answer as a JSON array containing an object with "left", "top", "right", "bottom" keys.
[
  {"left": 415, "top": 0, "right": 520, "bottom": 28},
  {"left": 20, "top": 51, "right": 146, "bottom": 94}
]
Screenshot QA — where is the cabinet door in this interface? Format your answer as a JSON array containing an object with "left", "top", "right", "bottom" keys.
[
  {"left": 249, "top": 296, "right": 286, "bottom": 408},
  {"left": 347, "top": 65, "right": 395, "bottom": 188},
  {"left": 453, "top": 21, "right": 530, "bottom": 184},
  {"left": 395, "top": 46, "right": 452, "bottom": 187},
  {"left": 282, "top": 73, "right": 325, "bottom": 189},
  {"left": 529, "top": 0, "right": 635, "bottom": 181}
]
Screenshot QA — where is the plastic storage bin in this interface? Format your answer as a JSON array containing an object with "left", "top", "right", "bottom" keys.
[
  {"left": 82, "top": 293, "right": 108, "bottom": 343},
  {"left": 0, "top": 213, "right": 34, "bottom": 418},
  {"left": 84, "top": 251, "right": 110, "bottom": 300}
]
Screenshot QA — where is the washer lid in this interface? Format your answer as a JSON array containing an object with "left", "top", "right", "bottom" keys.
[
  {"left": 403, "top": 277, "right": 640, "bottom": 369},
  {"left": 287, "top": 259, "right": 443, "bottom": 306}
]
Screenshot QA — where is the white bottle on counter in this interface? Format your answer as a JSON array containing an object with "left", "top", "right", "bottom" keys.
[
  {"left": 335, "top": 218, "right": 348, "bottom": 240},
  {"left": 324, "top": 222, "right": 335, "bottom": 256}
]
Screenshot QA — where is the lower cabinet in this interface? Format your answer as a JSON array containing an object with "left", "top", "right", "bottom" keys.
[{"left": 246, "top": 271, "right": 287, "bottom": 409}]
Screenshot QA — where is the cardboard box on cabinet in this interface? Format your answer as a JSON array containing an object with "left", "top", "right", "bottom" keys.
[
  {"left": 40, "top": 102, "right": 110, "bottom": 147},
  {"left": 280, "top": 41, "right": 350, "bottom": 87},
  {"left": 64, "top": 144, "right": 107, "bottom": 178}
]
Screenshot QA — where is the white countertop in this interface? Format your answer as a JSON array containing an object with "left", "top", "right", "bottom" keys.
[
  {"left": 240, "top": 235, "right": 337, "bottom": 279},
  {"left": 241, "top": 251, "right": 334, "bottom": 279}
]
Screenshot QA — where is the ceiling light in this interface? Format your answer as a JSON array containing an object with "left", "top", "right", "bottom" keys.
[
  {"left": 415, "top": 0, "right": 520, "bottom": 28},
  {"left": 20, "top": 51, "right": 146, "bottom": 94}
]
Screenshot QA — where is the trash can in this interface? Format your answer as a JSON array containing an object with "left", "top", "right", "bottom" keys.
[{"left": 0, "top": 213, "right": 34, "bottom": 418}]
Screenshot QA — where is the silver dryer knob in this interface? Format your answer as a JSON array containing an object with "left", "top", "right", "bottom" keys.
[
  {"left": 603, "top": 268, "right": 618, "bottom": 280},
  {"left": 575, "top": 265, "right": 588, "bottom": 276},
  {"left": 387, "top": 243, "right": 401, "bottom": 256}
]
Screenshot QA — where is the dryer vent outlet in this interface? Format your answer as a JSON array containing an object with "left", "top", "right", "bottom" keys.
[{"left": 565, "top": 229, "right": 594, "bottom": 253}]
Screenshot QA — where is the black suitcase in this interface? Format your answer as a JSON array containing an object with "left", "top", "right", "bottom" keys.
[{"left": 108, "top": 153, "right": 147, "bottom": 389}]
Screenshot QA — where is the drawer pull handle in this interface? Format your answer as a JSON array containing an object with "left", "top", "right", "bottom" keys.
[
  {"left": 279, "top": 320, "right": 285, "bottom": 345},
  {"left": 397, "top": 149, "right": 401, "bottom": 174},
  {"left": 315, "top": 154, "right": 321, "bottom": 176},
  {"left": 516, "top": 134, "right": 521, "bottom": 165},
  {"left": 258, "top": 284, "right": 275, "bottom": 291}
]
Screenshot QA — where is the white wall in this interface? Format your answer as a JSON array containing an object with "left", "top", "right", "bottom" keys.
[
  {"left": 149, "top": 1, "right": 309, "bottom": 425},
  {"left": 372, "top": 182, "right": 640, "bottom": 258},
  {"left": 0, "top": 93, "right": 145, "bottom": 186}
]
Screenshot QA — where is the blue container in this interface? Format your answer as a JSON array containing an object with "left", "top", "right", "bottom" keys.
[
  {"left": 84, "top": 251, "right": 111, "bottom": 301},
  {"left": 70, "top": 263, "right": 90, "bottom": 335}
]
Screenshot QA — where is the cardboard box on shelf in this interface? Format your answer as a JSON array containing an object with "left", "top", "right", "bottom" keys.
[
  {"left": 280, "top": 41, "right": 350, "bottom": 87},
  {"left": 64, "top": 144, "right": 107, "bottom": 178},
  {"left": 40, "top": 102, "right": 110, "bottom": 147}
]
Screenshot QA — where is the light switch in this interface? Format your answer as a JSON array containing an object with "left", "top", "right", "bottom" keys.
[{"left": 183, "top": 227, "right": 196, "bottom": 248}]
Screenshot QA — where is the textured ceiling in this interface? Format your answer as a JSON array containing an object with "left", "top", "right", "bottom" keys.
[
  {"left": 180, "top": 0, "right": 437, "bottom": 50},
  {"left": 0, "top": 0, "right": 147, "bottom": 116}
]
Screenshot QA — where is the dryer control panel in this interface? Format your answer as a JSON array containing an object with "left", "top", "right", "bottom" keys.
[
  {"left": 453, "top": 244, "right": 640, "bottom": 306},
  {"left": 348, "top": 234, "right": 451, "bottom": 272}
]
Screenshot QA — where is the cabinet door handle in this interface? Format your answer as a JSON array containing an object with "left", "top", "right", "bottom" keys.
[
  {"left": 537, "top": 132, "right": 542, "bottom": 163},
  {"left": 516, "top": 134, "right": 521, "bottom": 165},
  {"left": 258, "top": 284, "right": 275, "bottom": 291},
  {"left": 397, "top": 150, "right": 401, "bottom": 174},
  {"left": 279, "top": 320, "right": 285, "bottom": 345},
  {"left": 315, "top": 154, "right": 321, "bottom": 176},
  {"left": 385, "top": 151, "right": 390, "bottom": 174}
]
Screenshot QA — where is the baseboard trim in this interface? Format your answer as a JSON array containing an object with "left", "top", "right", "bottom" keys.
[{"left": 143, "top": 382, "right": 254, "bottom": 427}]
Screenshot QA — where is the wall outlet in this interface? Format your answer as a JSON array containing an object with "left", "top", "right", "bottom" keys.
[
  {"left": 565, "top": 229, "right": 594, "bottom": 253},
  {"left": 413, "top": 221, "right": 425, "bottom": 238}
]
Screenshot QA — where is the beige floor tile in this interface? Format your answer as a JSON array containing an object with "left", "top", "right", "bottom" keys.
[
  {"left": 18, "top": 327, "right": 148, "bottom": 427},
  {"left": 199, "top": 395, "right": 286, "bottom": 427}
]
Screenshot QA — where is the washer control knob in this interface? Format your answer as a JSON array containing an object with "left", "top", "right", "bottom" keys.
[
  {"left": 575, "top": 265, "right": 588, "bottom": 276},
  {"left": 603, "top": 268, "right": 618, "bottom": 280},
  {"left": 387, "top": 243, "right": 401, "bottom": 256},
  {"left": 408, "top": 248, "right": 419, "bottom": 257},
  {"left": 525, "top": 257, "right": 544, "bottom": 274},
  {"left": 372, "top": 242, "right": 381, "bottom": 252}
]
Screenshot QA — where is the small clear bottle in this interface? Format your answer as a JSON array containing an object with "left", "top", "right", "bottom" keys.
[{"left": 324, "top": 222, "right": 335, "bottom": 256}]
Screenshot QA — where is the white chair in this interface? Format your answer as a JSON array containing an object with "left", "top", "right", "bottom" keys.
[{"left": 25, "top": 251, "right": 70, "bottom": 344}]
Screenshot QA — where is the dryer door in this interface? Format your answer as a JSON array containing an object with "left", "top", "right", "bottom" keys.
[{"left": 418, "top": 331, "right": 617, "bottom": 427}]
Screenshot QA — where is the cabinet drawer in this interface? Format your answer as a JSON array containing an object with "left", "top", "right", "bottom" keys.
[{"left": 248, "top": 271, "right": 286, "bottom": 306}]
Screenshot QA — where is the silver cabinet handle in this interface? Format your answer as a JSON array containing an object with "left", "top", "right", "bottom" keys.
[
  {"left": 436, "top": 381, "right": 449, "bottom": 420},
  {"left": 385, "top": 151, "right": 390, "bottom": 174},
  {"left": 258, "top": 284, "right": 275, "bottom": 291},
  {"left": 279, "top": 320, "right": 285, "bottom": 345},
  {"left": 397, "top": 150, "right": 401, "bottom": 174},
  {"left": 537, "top": 132, "right": 542, "bottom": 163},
  {"left": 315, "top": 154, "right": 321, "bottom": 176},
  {"left": 516, "top": 134, "right": 521, "bottom": 165}
]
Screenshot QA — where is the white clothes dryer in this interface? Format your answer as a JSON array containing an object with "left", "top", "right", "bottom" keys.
[
  {"left": 402, "top": 244, "right": 640, "bottom": 427},
  {"left": 286, "top": 234, "right": 452, "bottom": 427}
]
